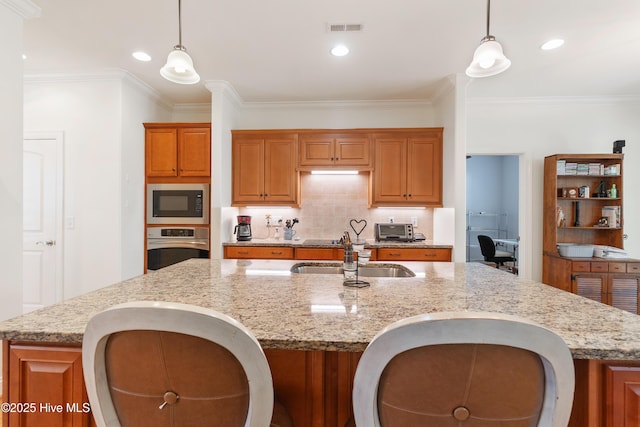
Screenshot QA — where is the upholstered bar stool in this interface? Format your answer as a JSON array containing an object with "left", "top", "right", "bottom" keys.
[
  {"left": 83, "top": 301, "right": 293, "bottom": 427},
  {"left": 351, "top": 312, "right": 574, "bottom": 427}
]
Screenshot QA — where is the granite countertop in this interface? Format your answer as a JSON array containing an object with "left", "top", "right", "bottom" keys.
[
  {"left": 2, "top": 259, "right": 640, "bottom": 360},
  {"left": 223, "top": 238, "right": 453, "bottom": 248}
]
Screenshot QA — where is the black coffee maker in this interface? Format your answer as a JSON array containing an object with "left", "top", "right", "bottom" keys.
[{"left": 234, "top": 215, "right": 252, "bottom": 241}]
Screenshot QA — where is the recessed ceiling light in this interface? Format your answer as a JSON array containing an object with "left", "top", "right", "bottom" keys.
[
  {"left": 22, "top": 54, "right": 27, "bottom": 60},
  {"left": 132, "top": 51, "right": 152, "bottom": 62},
  {"left": 540, "top": 39, "right": 565, "bottom": 51},
  {"left": 331, "top": 45, "right": 349, "bottom": 57}
]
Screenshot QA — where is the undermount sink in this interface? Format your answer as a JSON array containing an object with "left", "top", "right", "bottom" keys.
[
  {"left": 290, "top": 262, "right": 415, "bottom": 278},
  {"left": 302, "top": 239, "right": 341, "bottom": 245}
]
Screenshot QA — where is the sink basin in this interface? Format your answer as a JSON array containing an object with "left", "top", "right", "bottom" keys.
[
  {"left": 290, "top": 262, "right": 415, "bottom": 278},
  {"left": 302, "top": 239, "right": 341, "bottom": 245}
]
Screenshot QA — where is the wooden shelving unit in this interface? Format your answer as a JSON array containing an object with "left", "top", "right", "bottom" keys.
[
  {"left": 543, "top": 154, "right": 624, "bottom": 256},
  {"left": 542, "top": 153, "right": 640, "bottom": 316}
]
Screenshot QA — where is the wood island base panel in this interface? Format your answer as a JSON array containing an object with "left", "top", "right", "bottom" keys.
[{"left": 4, "top": 259, "right": 640, "bottom": 426}]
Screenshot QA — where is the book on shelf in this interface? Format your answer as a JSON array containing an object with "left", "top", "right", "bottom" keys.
[
  {"left": 588, "top": 163, "right": 604, "bottom": 175},
  {"left": 604, "top": 164, "right": 620, "bottom": 176}
]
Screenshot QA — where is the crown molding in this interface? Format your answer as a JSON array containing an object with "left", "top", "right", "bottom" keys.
[
  {"left": 205, "top": 80, "right": 244, "bottom": 110},
  {"left": 0, "top": 0, "right": 40, "bottom": 19},
  {"left": 466, "top": 94, "right": 640, "bottom": 105},
  {"left": 24, "top": 68, "right": 174, "bottom": 111}
]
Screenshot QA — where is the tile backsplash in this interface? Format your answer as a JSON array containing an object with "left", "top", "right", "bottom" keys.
[{"left": 239, "top": 173, "right": 433, "bottom": 241}]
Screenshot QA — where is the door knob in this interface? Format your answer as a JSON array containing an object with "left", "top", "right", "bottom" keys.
[{"left": 37, "top": 240, "right": 56, "bottom": 246}]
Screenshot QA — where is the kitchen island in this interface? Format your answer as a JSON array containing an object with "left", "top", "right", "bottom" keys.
[{"left": 2, "top": 259, "right": 640, "bottom": 426}]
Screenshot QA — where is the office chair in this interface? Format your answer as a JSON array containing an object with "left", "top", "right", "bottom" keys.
[
  {"left": 83, "top": 301, "right": 293, "bottom": 427},
  {"left": 478, "top": 234, "right": 516, "bottom": 269},
  {"left": 352, "top": 312, "right": 575, "bottom": 427}
]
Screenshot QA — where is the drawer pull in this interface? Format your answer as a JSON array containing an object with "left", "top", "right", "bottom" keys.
[
  {"left": 272, "top": 251, "right": 283, "bottom": 255},
  {"left": 424, "top": 253, "right": 436, "bottom": 257},
  {"left": 238, "top": 251, "right": 249, "bottom": 255},
  {"left": 388, "top": 253, "right": 401, "bottom": 257}
]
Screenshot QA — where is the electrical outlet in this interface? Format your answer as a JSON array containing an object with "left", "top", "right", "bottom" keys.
[
  {"left": 388, "top": 216, "right": 394, "bottom": 224},
  {"left": 411, "top": 216, "right": 418, "bottom": 227}
]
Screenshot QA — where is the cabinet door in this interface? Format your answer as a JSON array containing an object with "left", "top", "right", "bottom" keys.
[
  {"left": 8, "top": 344, "right": 91, "bottom": 427},
  {"left": 334, "top": 135, "right": 371, "bottom": 167},
  {"left": 299, "top": 134, "right": 335, "bottom": 166},
  {"left": 178, "top": 127, "right": 210, "bottom": 176},
  {"left": 146, "top": 128, "right": 178, "bottom": 177},
  {"left": 232, "top": 137, "right": 265, "bottom": 203},
  {"left": 377, "top": 248, "right": 451, "bottom": 262},
  {"left": 264, "top": 136, "right": 298, "bottom": 204},
  {"left": 406, "top": 136, "right": 442, "bottom": 205},
  {"left": 610, "top": 275, "right": 640, "bottom": 314},
  {"left": 605, "top": 365, "right": 640, "bottom": 427},
  {"left": 372, "top": 137, "right": 407, "bottom": 203},
  {"left": 295, "top": 247, "right": 341, "bottom": 260},
  {"left": 572, "top": 273, "right": 608, "bottom": 304},
  {"left": 224, "top": 246, "right": 294, "bottom": 259}
]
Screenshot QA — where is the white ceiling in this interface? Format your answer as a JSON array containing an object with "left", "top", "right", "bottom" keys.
[{"left": 22, "top": 0, "right": 640, "bottom": 105}]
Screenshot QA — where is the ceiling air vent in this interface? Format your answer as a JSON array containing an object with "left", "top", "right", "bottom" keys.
[{"left": 328, "top": 23, "right": 363, "bottom": 32}]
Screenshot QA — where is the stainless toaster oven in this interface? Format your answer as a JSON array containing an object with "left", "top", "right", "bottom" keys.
[{"left": 374, "top": 223, "right": 414, "bottom": 242}]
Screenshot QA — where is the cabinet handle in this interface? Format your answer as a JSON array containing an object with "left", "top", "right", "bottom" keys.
[
  {"left": 388, "top": 253, "right": 401, "bottom": 257},
  {"left": 172, "top": 168, "right": 176, "bottom": 172},
  {"left": 423, "top": 253, "right": 436, "bottom": 257},
  {"left": 335, "top": 157, "right": 339, "bottom": 161},
  {"left": 408, "top": 194, "right": 412, "bottom": 198},
  {"left": 272, "top": 251, "right": 283, "bottom": 255}
]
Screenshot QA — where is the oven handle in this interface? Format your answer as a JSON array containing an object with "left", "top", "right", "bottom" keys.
[{"left": 147, "top": 240, "right": 210, "bottom": 251}]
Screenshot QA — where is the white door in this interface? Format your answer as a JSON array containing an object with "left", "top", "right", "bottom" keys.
[{"left": 23, "top": 133, "right": 63, "bottom": 313}]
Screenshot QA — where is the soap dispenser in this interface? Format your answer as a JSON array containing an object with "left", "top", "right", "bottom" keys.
[{"left": 610, "top": 184, "right": 618, "bottom": 198}]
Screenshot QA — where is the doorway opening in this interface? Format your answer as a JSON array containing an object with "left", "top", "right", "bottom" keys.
[{"left": 466, "top": 155, "right": 519, "bottom": 271}]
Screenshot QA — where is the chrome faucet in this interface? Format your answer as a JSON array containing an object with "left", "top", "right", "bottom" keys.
[{"left": 342, "top": 231, "right": 351, "bottom": 246}]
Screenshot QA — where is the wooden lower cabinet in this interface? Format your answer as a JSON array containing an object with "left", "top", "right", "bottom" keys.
[
  {"left": 605, "top": 363, "right": 640, "bottom": 427},
  {"left": 2, "top": 341, "right": 359, "bottom": 427},
  {"left": 294, "top": 248, "right": 377, "bottom": 261},
  {"left": 5, "top": 341, "right": 640, "bottom": 427},
  {"left": 3, "top": 342, "right": 94, "bottom": 427},
  {"left": 223, "top": 246, "right": 294, "bottom": 259},
  {"left": 263, "top": 349, "right": 361, "bottom": 427},
  {"left": 377, "top": 247, "right": 451, "bottom": 262},
  {"left": 223, "top": 245, "right": 453, "bottom": 262},
  {"left": 544, "top": 254, "right": 640, "bottom": 314}
]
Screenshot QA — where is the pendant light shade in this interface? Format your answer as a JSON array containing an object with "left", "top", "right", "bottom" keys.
[
  {"left": 466, "top": 0, "right": 511, "bottom": 78},
  {"left": 161, "top": 0, "right": 200, "bottom": 84}
]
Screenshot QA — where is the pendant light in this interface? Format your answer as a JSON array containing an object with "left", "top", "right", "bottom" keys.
[
  {"left": 465, "top": 0, "right": 511, "bottom": 78},
  {"left": 160, "top": 0, "right": 200, "bottom": 84}
]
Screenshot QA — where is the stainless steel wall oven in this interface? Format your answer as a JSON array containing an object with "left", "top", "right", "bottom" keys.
[{"left": 146, "top": 227, "right": 210, "bottom": 270}]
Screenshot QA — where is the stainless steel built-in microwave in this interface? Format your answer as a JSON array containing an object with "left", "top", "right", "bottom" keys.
[{"left": 147, "top": 183, "right": 210, "bottom": 225}]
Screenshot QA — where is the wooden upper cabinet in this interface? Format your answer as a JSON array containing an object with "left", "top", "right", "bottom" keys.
[
  {"left": 178, "top": 127, "right": 212, "bottom": 177},
  {"left": 371, "top": 129, "right": 443, "bottom": 207},
  {"left": 298, "top": 132, "right": 372, "bottom": 169},
  {"left": 145, "top": 123, "right": 211, "bottom": 179},
  {"left": 232, "top": 131, "right": 299, "bottom": 206}
]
